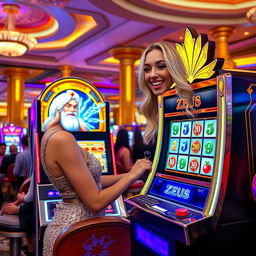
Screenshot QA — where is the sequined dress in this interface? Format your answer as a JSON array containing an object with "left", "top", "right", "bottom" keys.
[{"left": 40, "top": 129, "right": 104, "bottom": 256}]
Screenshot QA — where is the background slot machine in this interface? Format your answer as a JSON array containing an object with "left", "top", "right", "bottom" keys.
[
  {"left": 1, "top": 125, "right": 24, "bottom": 154},
  {"left": 31, "top": 77, "right": 127, "bottom": 255},
  {"left": 125, "top": 29, "right": 256, "bottom": 256}
]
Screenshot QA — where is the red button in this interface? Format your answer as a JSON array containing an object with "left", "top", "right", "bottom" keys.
[{"left": 175, "top": 208, "right": 189, "bottom": 217}]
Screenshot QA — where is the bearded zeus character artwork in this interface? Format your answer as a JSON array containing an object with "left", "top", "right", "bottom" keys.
[{"left": 42, "top": 89, "right": 105, "bottom": 132}]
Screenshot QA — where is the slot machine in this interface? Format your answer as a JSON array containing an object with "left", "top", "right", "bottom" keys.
[
  {"left": 1, "top": 125, "right": 24, "bottom": 154},
  {"left": 125, "top": 28, "right": 256, "bottom": 256},
  {"left": 31, "top": 77, "right": 127, "bottom": 255}
]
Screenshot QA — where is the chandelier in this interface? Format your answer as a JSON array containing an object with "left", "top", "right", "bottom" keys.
[{"left": 0, "top": 4, "right": 37, "bottom": 57}]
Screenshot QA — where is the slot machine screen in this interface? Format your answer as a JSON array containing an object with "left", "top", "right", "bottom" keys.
[
  {"left": 44, "top": 200, "right": 62, "bottom": 222},
  {"left": 127, "top": 130, "right": 133, "bottom": 147},
  {"left": 77, "top": 140, "right": 108, "bottom": 174},
  {"left": 4, "top": 135, "right": 21, "bottom": 154},
  {"left": 148, "top": 118, "right": 217, "bottom": 210}
]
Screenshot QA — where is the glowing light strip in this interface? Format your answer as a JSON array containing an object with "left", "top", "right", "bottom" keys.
[
  {"left": 110, "top": 132, "right": 117, "bottom": 175},
  {"left": 155, "top": 0, "right": 256, "bottom": 10},
  {"left": 37, "top": 15, "right": 96, "bottom": 49},
  {"left": 125, "top": 65, "right": 132, "bottom": 103},
  {"left": 102, "top": 57, "right": 140, "bottom": 66},
  {"left": 35, "top": 132, "right": 41, "bottom": 184},
  {"left": 244, "top": 84, "right": 256, "bottom": 195},
  {"left": 113, "top": 0, "right": 246, "bottom": 24},
  {"left": 234, "top": 56, "right": 256, "bottom": 67},
  {"left": 141, "top": 96, "right": 163, "bottom": 194},
  {"left": 15, "top": 80, "right": 21, "bottom": 102},
  {"left": 205, "top": 75, "right": 227, "bottom": 215},
  {"left": 29, "top": 19, "right": 59, "bottom": 39}
]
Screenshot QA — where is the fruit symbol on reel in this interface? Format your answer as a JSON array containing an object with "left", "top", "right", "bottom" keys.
[{"left": 202, "top": 161, "right": 211, "bottom": 174}]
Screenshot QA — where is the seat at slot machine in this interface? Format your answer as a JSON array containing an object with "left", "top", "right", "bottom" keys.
[
  {"left": 125, "top": 179, "right": 145, "bottom": 198},
  {"left": 53, "top": 216, "right": 131, "bottom": 256},
  {"left": 0, "top": 177, "right": 31, "bottom": 256},
  {"left": 115, "top": 162, "right": 144, "bottom": 197}
]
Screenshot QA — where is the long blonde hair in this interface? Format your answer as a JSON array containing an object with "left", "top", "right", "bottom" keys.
[{"left": 138, "top": 41, "right": 193, "bottom": 144}]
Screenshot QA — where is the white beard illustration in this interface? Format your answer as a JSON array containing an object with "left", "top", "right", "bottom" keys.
[{"left": 60, "top": 111, "right": 80, "bottom": 131}]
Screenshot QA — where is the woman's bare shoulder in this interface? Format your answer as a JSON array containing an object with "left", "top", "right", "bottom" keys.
[{"left": 47, "top": 130, "right": 75, "bottom": 146}]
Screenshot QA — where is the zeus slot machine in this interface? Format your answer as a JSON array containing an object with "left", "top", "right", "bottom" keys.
[
  {"left": 31, "top": 77, "right": 127, "bottom": 255},
  {"left": 125, "top": 28, "right": 256, "bottom": 256}
]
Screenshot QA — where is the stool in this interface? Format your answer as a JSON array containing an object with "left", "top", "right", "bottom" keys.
[{"left": 0, "top": 215, "right": 27, "bottom": 256}]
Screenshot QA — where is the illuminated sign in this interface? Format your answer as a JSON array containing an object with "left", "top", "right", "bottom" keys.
[
  {"left": 39, "top": 77, "right": 106, "bottom": 132},
  {"left": 135, "top": 223, "right": 169, "bottom": 256},
  {"left": 149, "top": 178, "right": 209, "bottom": 209},
  {"left": 47, "top": 190, "right": 60, "bottom": 197}
]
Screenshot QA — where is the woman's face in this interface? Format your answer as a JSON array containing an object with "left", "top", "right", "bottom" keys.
[{"left": 144, "top": 48, "right": 172, "bottom": 96}]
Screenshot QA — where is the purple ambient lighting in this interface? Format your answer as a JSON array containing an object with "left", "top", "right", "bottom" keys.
[
  {"left": 135, "top": 224, "right": 169, "bottom": 256},
  {"left": 252, "top": 175, "right": 256, "bottom": 201}
]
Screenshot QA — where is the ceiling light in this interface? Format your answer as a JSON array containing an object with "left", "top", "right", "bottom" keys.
[{"left": 0, "top": 4, "right": 37, "bottom": 57}]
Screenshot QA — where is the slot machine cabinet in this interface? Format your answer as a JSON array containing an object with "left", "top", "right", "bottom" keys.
[
  {"left": 125, "top": 29, "right": 256, "bottom": 256},
  {"left": 1, "top": 125, "right": 24, "bottom": 154},
  {"left": 31, "top": 77, "right": 127, "bottom": 255}
]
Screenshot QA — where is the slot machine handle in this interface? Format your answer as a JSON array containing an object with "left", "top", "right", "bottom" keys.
[{"left": 144, "top": 151, "right": 151, "bottom": 160}]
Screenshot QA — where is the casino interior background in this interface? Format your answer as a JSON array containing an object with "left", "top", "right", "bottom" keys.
[{"left": 0, "top": 0, "right": 255, "bottom": 128}]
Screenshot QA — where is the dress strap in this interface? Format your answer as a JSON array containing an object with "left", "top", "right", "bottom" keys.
[{"left": 40, "top": 129, "right": 63, "bottom": 176}]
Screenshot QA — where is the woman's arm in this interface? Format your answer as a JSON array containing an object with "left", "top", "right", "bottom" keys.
[
  {"left": 47, "top": 131, "right": 151, "bottom": 213},
  {"left": 100, "top": 174, "right": 126, "bottom": 188}
]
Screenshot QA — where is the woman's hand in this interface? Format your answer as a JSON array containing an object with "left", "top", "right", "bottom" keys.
[
  {"left": 129, "top": 158, "right": 152, "bottom": 181},
  {"left": 2, "top": 203, "right": 18, "bottom": 215}
]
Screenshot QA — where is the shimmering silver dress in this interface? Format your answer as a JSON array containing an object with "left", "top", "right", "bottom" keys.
[{"left": 40, "top": 129, "right": 104, "bottom": 256}]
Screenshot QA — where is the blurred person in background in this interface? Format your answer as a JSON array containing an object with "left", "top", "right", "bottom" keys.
[
  {"left": 114, "top": 128, "right": 133, "bottom": 173},
  {"left": 13, "top": 136, "right": 30, "bottom": 190}
]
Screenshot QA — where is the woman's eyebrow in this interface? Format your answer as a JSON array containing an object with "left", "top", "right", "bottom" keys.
[{"left": 144, "top": 60, "right": 165, "bottom": 66}]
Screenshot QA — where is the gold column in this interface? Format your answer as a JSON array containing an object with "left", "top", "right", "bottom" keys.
[
  {"left": 59, "top": 65, "right": 73, "bottom": 77},
  {"left": 3, "top": 67, "right": 30, "bottom": 126},
  {"left": 109, "top": 47, "right": 143, "bottom": 125},
  {"left": 209, "top": 26, "right": 236, "bottom": 69}
]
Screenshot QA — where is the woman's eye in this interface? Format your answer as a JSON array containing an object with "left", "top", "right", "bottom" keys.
[
  {"left": 144, "top": 67, "right": 151, "bottom": 73},
  {"left": 158, "top": 64, "right": 166, "bottom": 69}
]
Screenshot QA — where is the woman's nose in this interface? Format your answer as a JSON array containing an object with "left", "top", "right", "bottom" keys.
[{"left": 150, "top": 67, "right": 157, "bottom": 78}]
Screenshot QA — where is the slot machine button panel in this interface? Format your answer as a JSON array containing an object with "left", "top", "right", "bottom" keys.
[{"left": 175, "top": 207, "right": 189, "bottom": 217}]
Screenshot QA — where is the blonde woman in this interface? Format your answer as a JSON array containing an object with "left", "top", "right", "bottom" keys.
[{"left": 138, "top": 41, "right": 193, "bottom": 145}]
